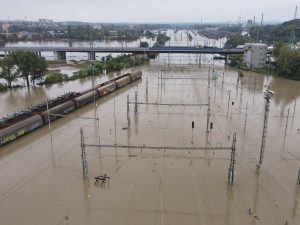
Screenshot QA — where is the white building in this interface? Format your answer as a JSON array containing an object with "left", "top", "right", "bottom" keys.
[{"left": 243, "top": 43, "right": 268, "bottom": 69}]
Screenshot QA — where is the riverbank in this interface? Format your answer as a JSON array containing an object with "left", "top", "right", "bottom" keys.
[
  {"left": 230, "top": 64, "right": 300, "bottom": 81},
  {"left": 0, "top": 54, "right": 148, "bottom": 88},
  {"left": 42, "top": 54, "right": 148, "bottom": 85},
  {"left": 47, "top": 60, "right": 88, "bottom": 69}
]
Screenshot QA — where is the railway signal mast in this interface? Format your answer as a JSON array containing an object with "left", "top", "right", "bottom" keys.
[{"left": 256, "top": 85, "right": 273, "bottom": 174}]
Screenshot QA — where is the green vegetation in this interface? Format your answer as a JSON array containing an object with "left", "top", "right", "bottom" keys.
[
  {"left": 249, "top": 19, "right": 300, "bottom": 43},
  {"left": 1, "top": 21, "right": 148, "bottom": 42},
  {"left": 140, "top": 42, "right": 149, "bottom": 48},
  {"left": 153, "top": 33, "right": 170, "bottom": 47},
  {"left": 44, "top": 72, "right": 68, "bottom": 84},
  {"left": 228, "top": 55, "right": 243, "bottom": 67},
  {"left": 42, "top": 54, "right": 147, "bottom": 85},
  {"left": 0, "top": 56, "right": 18, "bottom": 88},
  {"left": 1, "top": 53, "right": 146, "bottom": 86},
  {"left": 0, "top": 50, "right": 47, "bottom": 87},
  {"left": 274, "top": 44, "right": 300, "bottom": 80},
  {"left": 225, "top": 35, "right": 251, "bottom": 67},
  {"left": 0, "top": 83, "right": 7, "bottom": 91},
  {"left": 228, "top": 43, "right": 300, "bottom": 80},
  {"left": 224, "top": 34, "right": 253, "bottom": 48},
  {"left": 144, "top": 31, "right": 156, "bottom": 38}
]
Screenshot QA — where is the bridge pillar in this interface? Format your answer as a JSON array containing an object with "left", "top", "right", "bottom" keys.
[
  {"left": 53, "top": 51, "right": 66, "bottom": 61},
  {"left": 4, "top": 51, "right": 12, "bottom": 57},
  {"left": 88, "top": 52, "right": 96, "bottom": 60},
  {"left": 224, "top": 54, "right": 229, "bottom": 66},
  {"left": 134, "top": 53, "right": 148, "bottom": 61},
  {"left": 35, "top": 51, "right": 41, "bottom": 57}
]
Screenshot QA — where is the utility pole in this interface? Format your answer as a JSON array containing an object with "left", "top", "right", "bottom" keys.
[
  {"left": 90, "top": 42, "right": 96, "bottom": 103},
  {"left": 284, "top": 108, "right": 290, "bottom": 141},
  {"left": 260, "top": 13, "right": 264, "bottom": 26},
  {"left": 127, "top": 95, "right": 130, "bottom": 128},
  {"left": 297, "top": 167, "right": 300, "bottom": 185},
  {"left": 228, "top": 132, "right": 237, "bottom": 185},
  {"left": 80, "top": 128, "right": 88, "bottom": 178},
  {"left": 256, "top": 86, "right": 273, "bottom": 174},
  {"left": 290, "top": 6, "right": 298, "bottom": 45},
  {"left": 206, "top": 68, "right": 211, "bottom": 133},
  {"left": 146, "top": 77, "right": 148, "bottom": 101},
  {"left": 243, "top": 101, "right": 249, "bottom": 133},
  {"left": 256, "top": 13, "right": 264, "bottom": 41},
  {"left": 46, "top": 101, "right": 53, "bottom": 150},
  {"left": 134, "top": 90, "right": 138, "bottom": 115},
  {"left": 292, "top": 99, "right": 297, "bottom": 123},
  {"left": 227, "top": 90, "right": 231, "bottom": 117}
]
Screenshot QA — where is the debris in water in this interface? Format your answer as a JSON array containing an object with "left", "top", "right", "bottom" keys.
[{"left": 248, "top": 208, "right": 252, "bottom": 215}]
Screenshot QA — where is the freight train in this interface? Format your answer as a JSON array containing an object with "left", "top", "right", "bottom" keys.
[{"left": 0, "top": 71, "right": 142, "bottom": 146}]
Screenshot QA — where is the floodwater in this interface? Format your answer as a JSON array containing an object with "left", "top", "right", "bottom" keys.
[
  {"left": 1, "top": 31, "right": 300, "bottom": 225},
  {"left": 0, "top": 29, "right": 220, "bottom": 117}
]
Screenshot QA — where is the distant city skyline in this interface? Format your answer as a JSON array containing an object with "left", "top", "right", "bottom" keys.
[{"left": 0, "top": 0, "right": 299, "bottom": 24}]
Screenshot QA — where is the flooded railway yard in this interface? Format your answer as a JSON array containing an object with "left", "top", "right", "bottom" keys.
[{"left": 1, "top": 57, "right": 300, "bottom": 225}]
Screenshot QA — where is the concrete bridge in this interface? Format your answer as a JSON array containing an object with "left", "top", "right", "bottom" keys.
[{"left": 0, "top": 46, "right": 244, "bottom": 61}]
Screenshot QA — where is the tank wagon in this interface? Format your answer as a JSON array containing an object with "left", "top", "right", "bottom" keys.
[{"left": 0, "top": 71, "right": 142, "bottom": 146}]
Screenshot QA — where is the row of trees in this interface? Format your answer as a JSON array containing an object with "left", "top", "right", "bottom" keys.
[
  {"left": 224, "top": 34, "right": 253, "bottom": 49},
  {"left": 43, "top": 54, "right": 147, "bottom": 84},
  {"left": 274, "top": 43, "right": 300, "bottom": 80},
  {"left": 249, "top": 19, "right": 300, "bottom": 44},
  {"left": 153, "top": 33, "right": 170, "bottom": 47},
  {"left": 0, "top": 50, "right": 47, "bottom": 88}
]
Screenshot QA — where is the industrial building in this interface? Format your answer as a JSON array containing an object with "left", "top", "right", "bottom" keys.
[{"left": 243, "top": 43, "right": 268, "bottom": 69}]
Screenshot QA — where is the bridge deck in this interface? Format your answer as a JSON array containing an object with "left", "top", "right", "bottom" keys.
[{"left": 0, "top": 46, "right": 244, "bottom": 54}]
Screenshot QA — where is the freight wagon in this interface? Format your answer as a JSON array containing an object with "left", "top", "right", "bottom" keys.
[
  {"left": 98, "top": 83, "right": 117, "bottom": 96},
  {"left": 0, "top": 71, "right": 142, "bottom": 146},
  {"left": 0, "top": 115, "right": 43, "bottom": 145},
  {"left": 74, "top": 90, "right": 99, "bottom": 108},
  {"left": 41, "top": 101, "right": 76, "bottom": 123}
]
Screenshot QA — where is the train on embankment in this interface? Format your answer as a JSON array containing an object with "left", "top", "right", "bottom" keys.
[{"left": 0, "top": 71, "right": 142, "bottom": 146}]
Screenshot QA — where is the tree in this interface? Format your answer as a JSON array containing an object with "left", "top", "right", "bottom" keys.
[
  {"left": 153, "top": 33, "right": 170, "bottom": 47},
  {"left": 140, "top": 41, "right": 149, "bottom": 48},
  {"left": 31, "top": 56, "right": 47, "bottom": 85},
  {"left": 10, "top": 50, "right": 47, "bottom": 87},
  {"left": 0, "top": 55, "right": 18, "bottom": 88},
  {"left": 224, "top": 34, "right": 253, "bottom": 49},
  {"left": 274, "top": 44, "right": 300, "bottom": 80}
]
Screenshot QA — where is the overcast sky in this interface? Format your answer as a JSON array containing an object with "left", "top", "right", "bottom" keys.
[{"left": 0, "top": 0, "right": 299, "bottom": 23}]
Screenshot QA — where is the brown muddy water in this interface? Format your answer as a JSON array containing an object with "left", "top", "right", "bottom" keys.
[{"left": 1, "top": 60, "right": 300, "bottom": 225}]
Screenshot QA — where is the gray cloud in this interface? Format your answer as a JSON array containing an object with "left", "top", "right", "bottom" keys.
[{"left": 0, "top": 0, "right": 298, "bottom": 23}]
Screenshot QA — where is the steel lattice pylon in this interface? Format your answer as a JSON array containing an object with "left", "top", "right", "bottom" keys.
[{"left": 257, "top": 86, "right": 273, "bottom": 174}]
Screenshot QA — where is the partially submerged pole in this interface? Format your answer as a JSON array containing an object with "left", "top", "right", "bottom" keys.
[
  {"left": 127, "top": 94, "right": 130, "bottom": 128},
  {"left": 80, "top": 128, "right": 88, "bottom": 178},
  {"left": 228, "top": 132, "right": 237, "bottom": 185},
  {"left": 206, "top": 68, "right": 211, "bottom": 133},
  {"left": 256, "top": 86, "right": 273, "bottom": 174},
  {"left": 134, "top": 91, "right": 138, "bottom": 115},
  {"left": 297, "top": 168, "right": 300, "bottom": 185}
]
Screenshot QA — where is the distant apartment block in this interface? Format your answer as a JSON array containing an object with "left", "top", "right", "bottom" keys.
[
  {"left": 243, "top": 43, "right": 267, "bottom": 69},
  {"left": 246, "top": 20, "right": 253, "bottom": 28},
  {"left": 38, "top": 19, "right": 54, "bottom": 24}
]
